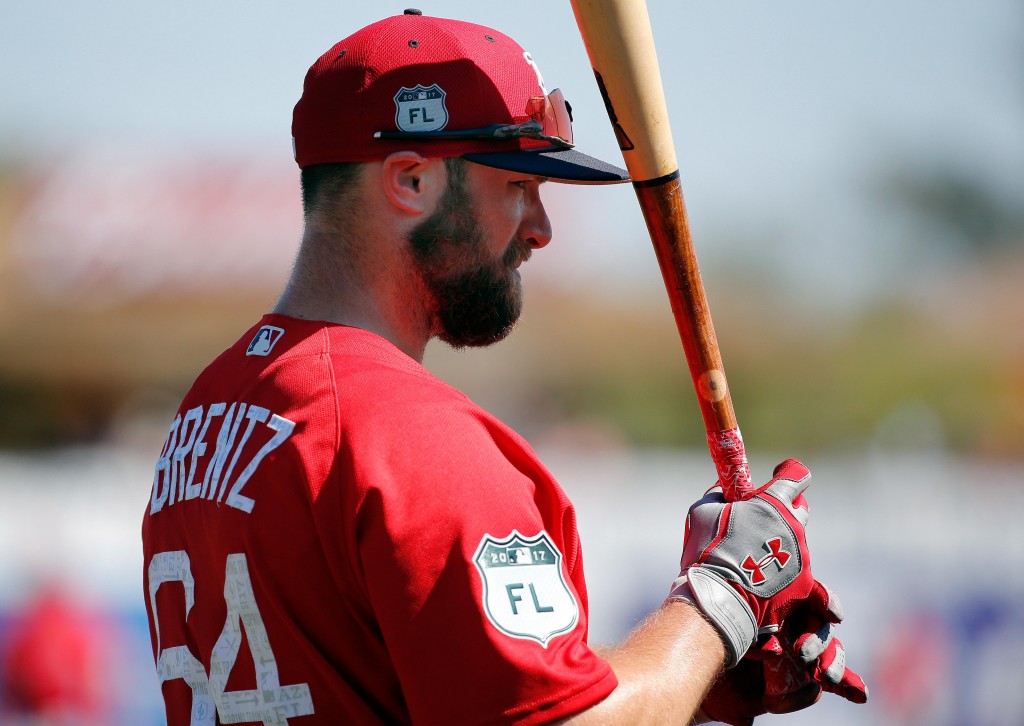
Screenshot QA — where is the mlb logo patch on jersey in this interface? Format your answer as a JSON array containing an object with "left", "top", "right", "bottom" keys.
[
  {"left": 473, "top": 530, "right": 578, "bottom": 648},
  {"left": 246, "top": 325, "right": 285, "bottom": 356}
]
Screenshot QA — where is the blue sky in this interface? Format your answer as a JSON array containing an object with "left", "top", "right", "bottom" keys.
[{"left": 2, "top": 1, "right": 1021, "bottom": 302}]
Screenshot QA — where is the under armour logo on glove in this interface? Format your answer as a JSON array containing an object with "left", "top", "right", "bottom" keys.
[
  {"left": 667, "top": 459, "right": 817, "bottom": 666},
  {"left": 741, "top": 538, "right": 792, "bottom": 585}
]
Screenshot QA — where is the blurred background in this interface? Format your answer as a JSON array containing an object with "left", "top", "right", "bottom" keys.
[{"left": 0, "top": 1, "right": 1021, "bottom": 723}]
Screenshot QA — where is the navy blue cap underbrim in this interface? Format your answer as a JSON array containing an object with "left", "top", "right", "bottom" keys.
[{"left": 461, "top": 147, "right": 630, "bottom": 185}]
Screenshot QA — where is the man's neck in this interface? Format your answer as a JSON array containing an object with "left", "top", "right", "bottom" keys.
[{"left": 272, "top": 232, "right": 434, "bottom": 362}]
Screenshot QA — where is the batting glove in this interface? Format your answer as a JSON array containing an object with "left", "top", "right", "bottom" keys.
[
  {"left": 668, "top": 459, "right": 816, "bottom": 666},
  {"left": 762, "top": 585, "right": 869, "bottom": 708},
  {"left": 701, "top": 587, "right": 868, "bottom": 726}
]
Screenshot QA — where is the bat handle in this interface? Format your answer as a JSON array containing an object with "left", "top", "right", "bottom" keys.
[
  {"left": 708, "top": 427, "right": 755, "bottom": 501},
  {"left": 631, "top": 181, "right": 755, "bottom": 503}
]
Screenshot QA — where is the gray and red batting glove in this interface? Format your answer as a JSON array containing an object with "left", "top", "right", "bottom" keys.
[
  {"left": 761, "top": 585, "right": 868, "bottom": 708},
  {"left": 701, "top": 586, "right": 868, "bottom": 726},
  {"left": 667, "top": 459, "right": 817, "bottom": 666}
]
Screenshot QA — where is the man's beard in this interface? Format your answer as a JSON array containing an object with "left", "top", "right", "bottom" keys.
[{"left": 408, "top": 164, "right": 530, "bottom": 349}]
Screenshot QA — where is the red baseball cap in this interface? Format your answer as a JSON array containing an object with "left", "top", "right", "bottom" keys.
[{"left": 292, "top": 10, "right": 629, "bottom": 184}]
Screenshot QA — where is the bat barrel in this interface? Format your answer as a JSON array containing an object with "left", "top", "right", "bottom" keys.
[{"left": 571, "top": 0, "right": 754, "bottom": 500}]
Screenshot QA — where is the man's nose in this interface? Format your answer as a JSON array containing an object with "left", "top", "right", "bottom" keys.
[{"left": 519, "top": 185, "right": 552, "bottom": 249}]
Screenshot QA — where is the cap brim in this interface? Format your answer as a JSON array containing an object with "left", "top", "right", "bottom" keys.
[{"left": 461, "top": 147, "right": 629, "bottom": 185}]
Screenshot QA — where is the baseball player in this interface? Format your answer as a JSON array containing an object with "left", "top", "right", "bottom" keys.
[{"left": 142, "top": 11, "right": 866, "bottom": 725}]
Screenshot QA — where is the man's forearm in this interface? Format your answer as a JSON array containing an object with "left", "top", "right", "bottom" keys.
[{"left": 560, "top": 599, "right": 726, "bottom": 724}]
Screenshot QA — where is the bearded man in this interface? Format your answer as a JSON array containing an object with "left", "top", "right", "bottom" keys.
[{"left": 142, "top": 11, "right": 865, "bottom": 725}]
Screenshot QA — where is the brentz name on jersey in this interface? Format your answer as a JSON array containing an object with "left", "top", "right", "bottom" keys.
[{"left": 150, "top": 401, "right": 295, "bottom": 515}]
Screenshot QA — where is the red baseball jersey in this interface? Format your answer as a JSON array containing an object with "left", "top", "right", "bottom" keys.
[{"left": 142, "top": 315, "right": 616, "bottom": 725}]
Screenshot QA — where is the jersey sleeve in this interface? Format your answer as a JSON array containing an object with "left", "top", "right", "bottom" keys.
[{"left": 341, "top": 382, "right": 617, "bottom": 725}]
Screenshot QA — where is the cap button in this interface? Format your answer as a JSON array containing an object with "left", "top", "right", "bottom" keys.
[{"left": 404, "top": 8, "right": 422, "bottom": 15}]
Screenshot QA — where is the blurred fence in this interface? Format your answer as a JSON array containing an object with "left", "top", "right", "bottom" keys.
[{"left": 0, "top": 445, "right": 1021, "bottom": 724}]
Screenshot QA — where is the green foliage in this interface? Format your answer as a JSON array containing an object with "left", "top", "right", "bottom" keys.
[
  {"left": 877, "top": 164, "right": 1024, "bottom": 256},
  {"left": 491, "top": 283, "right": 1024, "bottom": 457}
]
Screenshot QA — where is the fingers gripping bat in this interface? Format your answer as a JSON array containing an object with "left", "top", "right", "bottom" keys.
[{"left": 570, "top": 0, "right": 755, "bottom": 501}]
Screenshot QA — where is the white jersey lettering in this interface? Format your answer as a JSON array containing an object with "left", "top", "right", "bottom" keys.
[
  {"left": 207, "top": 402, "right": 248, "bottom": 502},
  {"left": 170, "top": 406, "right": 204, "bottom": 506},
  {"left": 186, "top": 402, "right": 226, "bottom": 500},
  {"left": 151, "top": 414, "right": 181, "bottom": 515},
  {"left": 149, "top": 402, "right": 294, "bottom": 516},
  {"left": 219, "top": 405, "right": 268, "bottom": 504},
  {"left": 225, "top": 414, "right": 295, "bottom": 514}
]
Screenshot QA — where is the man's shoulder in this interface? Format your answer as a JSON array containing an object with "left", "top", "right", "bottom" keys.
[
  {"left": 187, "top": 316, "right": 445, "bottom": 396},
  {"left": 183, "top": 316, "right": 511, "bottom": 451},
  {"left": 329, "top": 338, "right": 482, "bottom": 432}
]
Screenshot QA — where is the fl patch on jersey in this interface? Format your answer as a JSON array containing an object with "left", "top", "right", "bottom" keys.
[{"left": 473, "top": 530, "right": 579, "bottom": 648}]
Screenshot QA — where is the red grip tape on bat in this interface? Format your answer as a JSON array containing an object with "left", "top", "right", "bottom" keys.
[{"left": 708, "top": 427, "right": 755, "bottom": 501}]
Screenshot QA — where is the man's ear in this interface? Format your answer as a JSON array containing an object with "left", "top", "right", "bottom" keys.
[{"left": 380, "top": 152, "right": 447, "bottom": 215}]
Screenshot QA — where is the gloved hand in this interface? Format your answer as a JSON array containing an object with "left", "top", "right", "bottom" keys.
[
  {"left": 701, "top": 587, "right": 868, "bottom": 726},
  {"left": 762, "top": 587, "right": 869, "bottom": 709},
  {"left": 668, "top": 459, "right": 817, "bottom": 665},
  {"left": 698, "top": 652, "right": 814, "bottom": 726}
]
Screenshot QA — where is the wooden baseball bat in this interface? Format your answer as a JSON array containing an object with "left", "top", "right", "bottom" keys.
[
  {"left": 570, "top": 0, "right": 755, "bottom": 501},
  {"left": 570, "top": 2, "right": 819, "bottom": 699}
]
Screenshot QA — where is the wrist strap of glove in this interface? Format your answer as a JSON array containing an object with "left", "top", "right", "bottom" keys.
[{"left": 667, "top": 567, "right": 757, "bottom": 667}]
